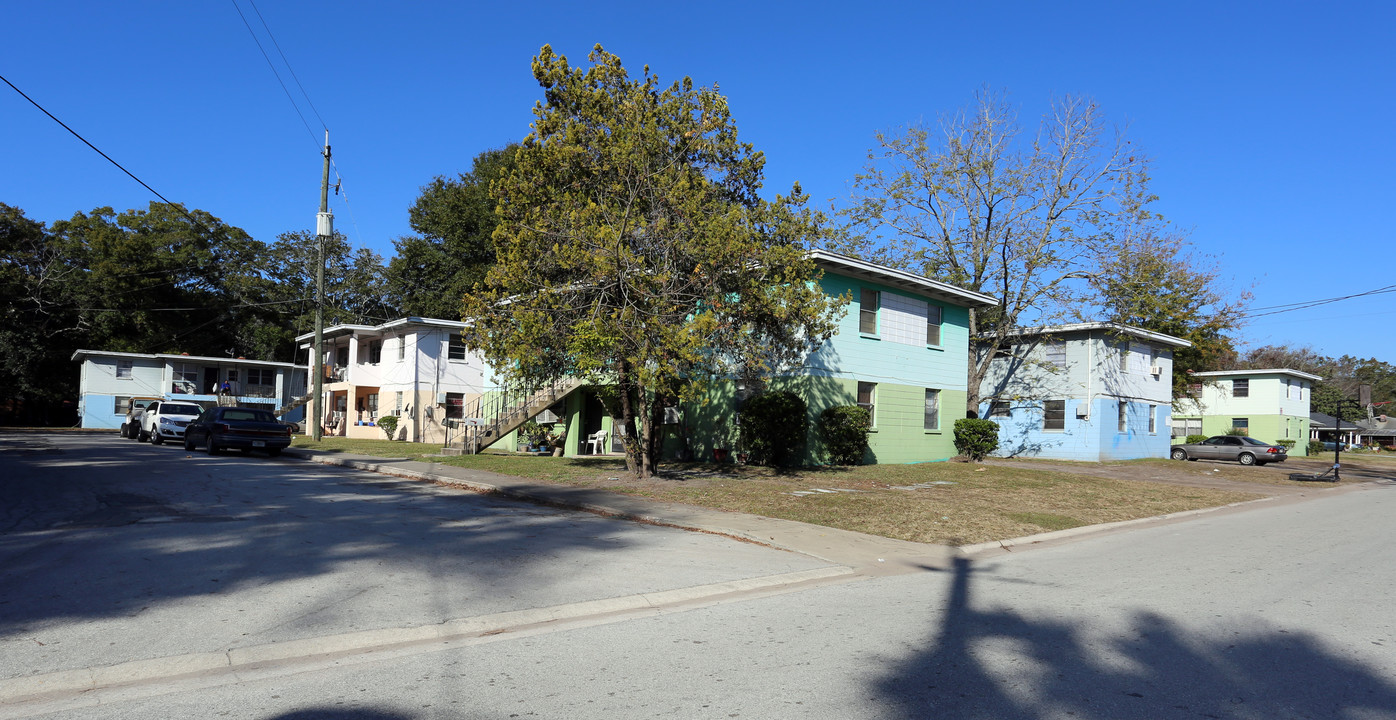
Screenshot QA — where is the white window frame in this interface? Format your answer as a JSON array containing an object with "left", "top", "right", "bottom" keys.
[
  {"left": 1148, "top": 404, "right": 1157, "bottom": 434},
  {"left": 114, "top": 396, "right": 132, "bottom": 415},
  {"left": 1045, "top": 341, "right": 1066, "bottom": 369},
  {"left": 924, "top": 389, "right": 940, "bottom": 431},
  {"left": 1043, "top": 400, "right": 1065, "bottom": 431},
  {"left": 116, "top": 360, "right": 133, "bottom": 379},
  {"left": 448, "top": 334, "right": 467, "bottom": 362},
  {"left": 1232, "top": 417, "right": 1249, "bottom": 433},
  {"left": 857, "top": 382, "right": 876, "bottom": 427},
  {"left": 925, "top": 305, "right": 942, "bottom": 347},
  {"left": 1233, "top": 379, "right": 1249, "bottom": 398},
  {"left": 988, "top": 400, "right": 1011, "bottom": 418},
  {"left": 1118, "top": 401, "right": 1128, "bottom": 433},
  {"left": 859, "top": 289, "right": 880, "bottom": 336}
]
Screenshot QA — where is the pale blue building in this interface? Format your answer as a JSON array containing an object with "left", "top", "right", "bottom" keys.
[
  {"left": 977, "top": 323, "right": 1190, "bottom": 461},
  {"left": 72, "top": 350, "right": 308, "bottom": 429}
]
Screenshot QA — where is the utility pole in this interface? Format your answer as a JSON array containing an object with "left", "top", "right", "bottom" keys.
[{"left": 312, "top": 131, "right": 332, "bottom": 441}]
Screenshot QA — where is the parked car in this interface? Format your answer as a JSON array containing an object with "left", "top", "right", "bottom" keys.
[
  {"left": 139, "top": 400, "right": 204, "bottom": 445},
  {"left": 119, "top": 400, "right": 155, "bottom": 439},
  {"left": 1170, "top": 435, "right": 1288, "bottom": 466},
  {"left": 183, "top": 406, "right": 293, "bottom": 457}
]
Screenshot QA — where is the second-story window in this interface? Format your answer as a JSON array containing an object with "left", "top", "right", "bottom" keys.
[
  {"left": 116, "top": 360, "right": 133, "bottom": 379},
  {"left": 398, "top": 337, "right": 406, "bottom": 361},
  {"left": 859, "top": 289, "right": 879, "bottom": 335},
  {"left": 1233, "top": 379, "right": 1249, "bottom": 398},
  {"left": 448, "top": 334, "right": 467, "bottom": 361},
  {"left": 1045, "top": 341, "right": 1066, "bottom": 368},
  {"left": 925, "top": 305, "right": 942, "bottom": 346},
  {"left": 369, "top": 340, "right": 382, "bottom": 364}
]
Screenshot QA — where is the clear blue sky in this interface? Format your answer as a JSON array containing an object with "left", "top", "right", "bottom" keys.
[{"left": 4, "top": 1, "right": 1393, "bottom": 363}]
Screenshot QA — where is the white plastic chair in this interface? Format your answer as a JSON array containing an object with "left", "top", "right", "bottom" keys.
[{"left": 587, "top": 430, "right": 608, "bottom": 455}]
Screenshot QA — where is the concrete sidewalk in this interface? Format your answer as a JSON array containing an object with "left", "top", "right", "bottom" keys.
[{"left": 282, "top": 448, "right": 958, "bottom": 576}]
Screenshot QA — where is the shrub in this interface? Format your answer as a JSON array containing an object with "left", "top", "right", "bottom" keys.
[
  {"left": 378, "top": 415, "right": 399, "bottom": 441},
  {"left": 1224, "top": 427, "right": 1248, "bottom": 436},
  {"left": 1307, "top": 440, "right": 1326, "bottom": 456},
  {"left": 1276, "top": 439, "right": 1296, "bottom": 450},
  {"left": 1185, "top": 434, "right": 1208, "bottom": 444},
  {"left": 954, "top": 418, "right": 1000, "bottom": 461},
  {"left": 739, "top": 390, "right": 807, "bottom": 467},
  {"left": 816, "top": 405, "right": 870, "bottom": 465}
]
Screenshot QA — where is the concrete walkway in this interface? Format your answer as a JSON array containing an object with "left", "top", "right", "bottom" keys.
[{"left": 281, "top": 448, "right": 959, "bottom": 576}]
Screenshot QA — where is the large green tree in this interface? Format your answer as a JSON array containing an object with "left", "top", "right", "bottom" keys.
[
  {"left": 1082, "top": 187, "right": 1249, "bottom": 399},
  {"left": 464, "top": 45, "right": 842, "bottom": 477},
  {"left": 388, "top": 146, "right": 519, "bottom": 319}
]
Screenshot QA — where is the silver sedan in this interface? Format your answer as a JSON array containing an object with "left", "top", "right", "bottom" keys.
[{"left": 1170, "top": 435, "right": 1288, "bottom": 466}]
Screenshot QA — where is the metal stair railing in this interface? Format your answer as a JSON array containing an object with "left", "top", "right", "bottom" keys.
[
  {"left": 453, "top": 377, "right": 583, "bottom": 453},
  {"left": 274, "top": 393, "right": 313, "bottom": 417}
]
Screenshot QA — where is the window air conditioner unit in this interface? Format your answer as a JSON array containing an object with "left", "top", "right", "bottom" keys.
[
  {"left": 1075, "top": 405, "right": 1090, "bottom": 418},
  {"left": 1149, "top": 365, "right": 1164, "bottom": 375},
  {"left": 436, "top": 392, "right": 447, "bottom": 403}
]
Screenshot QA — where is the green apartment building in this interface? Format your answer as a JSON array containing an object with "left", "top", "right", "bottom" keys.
[{"left": 1172, "top": 369, "right": 1320, "bottom": 456}]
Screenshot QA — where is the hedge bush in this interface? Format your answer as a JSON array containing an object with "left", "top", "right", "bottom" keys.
[
  {"left": 816, "top": 405, "right": 870, "bottom": 465},
  {"left": 1306, "top": 440, "right": 1326, "bottom": 456},
  {"left": 378, "top": 415, "right": 399, "bottom": 441},
  {"left": 953, "top": 418, "right": 1000, "bottom": 461},
  {"left": 1185, "top": 434, "right": 1208, "bottom": 444},
  {"left": 738, "top": 391, "right": 808, "bottom": 467},
  {"left": 1276, "top": 439, "right": 1297, "bottom": 450}
]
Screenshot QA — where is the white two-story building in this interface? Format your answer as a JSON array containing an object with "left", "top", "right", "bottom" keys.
[{"left": 296, "top": 317, "right": 492, "bottom": 443}]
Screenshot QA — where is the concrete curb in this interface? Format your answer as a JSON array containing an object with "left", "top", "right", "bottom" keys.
[
  {"left": 0, "top": 566, "right": 851, "bottom": 706},
  {"left": 957, "top": 496, "right": 1280, "bottom": 554}
]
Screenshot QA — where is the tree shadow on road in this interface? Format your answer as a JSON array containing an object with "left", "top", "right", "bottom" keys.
[
  {"left": 0, "top": 439, "right": 793, "bottom": 657},
  {"left": 876, "top": 556, "right": 1396, "bottom": 719}
]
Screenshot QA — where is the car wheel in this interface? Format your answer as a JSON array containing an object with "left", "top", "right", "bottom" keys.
[
  {"left": 184, "top": 435, "right": 195, "bottom": 451},
  {"left": 206, "top": 435, "right": 221, "bottom": 456},
  {"left": 119, "top": 423, "right": 128, "bottom": 439},
  {"left": 1170, "top": 448, "right": 1188, "bottom": 461},
  {"left": 151, "top": 431, "right": 163, "bottom": 445},
  {"left": 129, "top": 424, "right": 141, "bottom": 440},
  {"left": 1238, "top": 452, "right": 1256, "bottom": 466}
]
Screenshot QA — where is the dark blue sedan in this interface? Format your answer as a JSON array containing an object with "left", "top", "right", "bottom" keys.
[{"left": 184, "top": 406, "right": 292, "bottom": 457}]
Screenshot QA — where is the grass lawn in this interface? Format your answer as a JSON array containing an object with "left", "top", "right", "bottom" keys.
[{"left": 291, "top": 436, "right": 1261, "bottom": 545}]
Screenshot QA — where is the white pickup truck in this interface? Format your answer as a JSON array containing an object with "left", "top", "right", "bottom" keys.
[{"left": 138, "top": 400, "right": 205, "bottom": 445}]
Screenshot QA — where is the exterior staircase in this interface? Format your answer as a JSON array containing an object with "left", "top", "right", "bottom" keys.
[
  {"left": 446, "top": 378, "right": 583, "bottom": 455},
  {"left": 273, "top": 393, "right": 313, "bottom": 417}
]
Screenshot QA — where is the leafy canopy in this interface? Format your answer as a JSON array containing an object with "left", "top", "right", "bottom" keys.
[{"left": 463, "top": 45, "right": 842, "bottom": 476}]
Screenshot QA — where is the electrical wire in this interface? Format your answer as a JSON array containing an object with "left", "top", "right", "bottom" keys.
[
  {"left": 246, "top": 0, "right": 328, "bottom": 132},
  {"left": 1239, "top": 284, "right": 1396, "bottom": 320},
  {"left": 0, "top": 73, "right": 225, "bottom": 241},
  {"left": 229, "top": 0, "right": 321, "bottom": 150}
]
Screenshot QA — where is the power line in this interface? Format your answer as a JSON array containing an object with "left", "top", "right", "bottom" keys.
[
  {"left": 0, "top": 73, "right": 224, "bottom": 240},
  {"left": 247, "top": 0, "right": 329, "bottom": 132},
  {"left": 229, "top": 0, "right": 321, "bottom": 149},
  {"left": 1240, "top": 284, "right": 1396, "bottom": 320}
]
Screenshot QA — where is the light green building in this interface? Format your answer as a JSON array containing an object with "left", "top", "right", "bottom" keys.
[{"left": 1171, "top": 369, "right": 1320, "bottom": 456}]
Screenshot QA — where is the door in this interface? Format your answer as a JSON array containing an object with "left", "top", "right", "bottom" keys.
[{"left": 582, "top": 395, "right": 605, "bottom": 454}]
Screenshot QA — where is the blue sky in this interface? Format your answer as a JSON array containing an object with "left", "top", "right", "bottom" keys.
[{"left": 4, "top": 1, "right": 1393, "bottom": 363}]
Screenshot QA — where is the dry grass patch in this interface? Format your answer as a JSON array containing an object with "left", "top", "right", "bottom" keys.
[{"left": 289, "top": 439, "right": 1257, "bottom": 546}]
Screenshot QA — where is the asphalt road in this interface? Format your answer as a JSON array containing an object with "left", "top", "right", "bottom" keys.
[{"left": 4, "top": 434, "right": 1395, "bottom": 719}]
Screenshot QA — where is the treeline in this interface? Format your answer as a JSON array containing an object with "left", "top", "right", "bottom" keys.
[
  {"left": 1229, "top": 345, "right": 1396, "bottom": 421},
  {"left": 0, "top": 148, "right": 513, "bottom": 425}
]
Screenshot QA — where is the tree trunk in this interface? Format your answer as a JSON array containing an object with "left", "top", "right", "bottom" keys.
[{"left": 616, "top": 362, "right": 641, "bottom": 475}]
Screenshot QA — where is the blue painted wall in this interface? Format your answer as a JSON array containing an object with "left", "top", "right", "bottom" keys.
[{"left": 985, "top": 397, "right": 1172, "bottom": 461}]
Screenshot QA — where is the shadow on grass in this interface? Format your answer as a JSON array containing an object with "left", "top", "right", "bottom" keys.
[{"left": 877, "top": 557, "right": 1396, "bottom": 718}]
